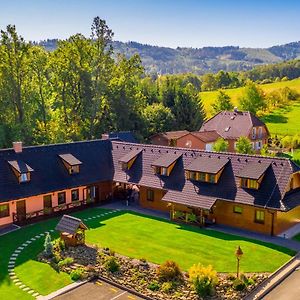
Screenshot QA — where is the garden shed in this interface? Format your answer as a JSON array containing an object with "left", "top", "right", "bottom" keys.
[{"left": 55, "top": 215, "right": 88, "bottom": 247}]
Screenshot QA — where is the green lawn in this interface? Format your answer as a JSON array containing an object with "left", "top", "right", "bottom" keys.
[
  {"left": 200, "top": 78, "right": 300, "bottom": 137},
  {"left": 0, "top": 208, "right": 295, "bottom": 299}
]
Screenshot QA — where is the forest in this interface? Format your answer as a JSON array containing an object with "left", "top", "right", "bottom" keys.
[{"left": 0, "top": 17, "right": 299, "bottom": 149}]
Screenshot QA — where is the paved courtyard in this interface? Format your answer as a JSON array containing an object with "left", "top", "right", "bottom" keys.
[{"left": 54, "top": 280, "right": 144, "bottom": 300}]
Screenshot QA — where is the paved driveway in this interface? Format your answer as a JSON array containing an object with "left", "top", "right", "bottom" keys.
[
  {"left": 54, "top": 280, "right": 144, "bottom": 300},
  {"left": 263, "top": 267, "right": 300, "bottom": 300}
]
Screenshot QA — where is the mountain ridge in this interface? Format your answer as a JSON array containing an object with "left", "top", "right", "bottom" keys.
[{"left": 38, "top": 39, "right": 300, "bottom": 75}]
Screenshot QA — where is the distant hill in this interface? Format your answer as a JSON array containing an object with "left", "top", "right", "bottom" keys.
[{"left": 38, "top": 39, "right": 300, "bottom": 75}]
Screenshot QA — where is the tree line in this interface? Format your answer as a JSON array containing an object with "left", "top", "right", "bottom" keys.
[{"left": 0, "top": 18, "right": 206, "bottom": 148}]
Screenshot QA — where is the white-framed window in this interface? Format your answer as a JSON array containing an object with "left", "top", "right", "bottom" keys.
[
  {"left": 252, "top": 127, "right": 256, "bottom": 139},
  {"left": 256, "top": 141, "right": 262, "bottom": 150},
  {"left": 20, "top": 173, "right": 29, "bottom": 183},
  {"left": 258, "top": 127, "right": 263, "bottom": 138},
  {"left": 234, "top": 142, "right": 238, "bottom": 149},
  {"left": 251, "top": 142, "right": 255, "bottom": 150}
]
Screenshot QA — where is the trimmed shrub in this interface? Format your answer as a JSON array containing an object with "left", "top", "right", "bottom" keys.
[
  {"left": 58, "top": 257, "right": 74, "bottom": 269},
  {"left": 161, "top": 282, "right": 173, "bottom": 293},
  {"left": 44, "top": 233, "right": 53, "bottom": 257},
  {"left": 104, "top": 256, "right": 120, "bottom": 273},
  {"left": 70, "top": 268, "right": 84, "bottom": 281},
  {"left": 233, "top": 278, "right": 246, "bottom": 291},
  {"left": 188, "top": 264, "right": 218, "bottom": 297},
  {"left": 148, "top": 281, "right": 160, "bottom": 291},
  {"left": 157, "top": 260, "right": 182, "bottom": 282}
]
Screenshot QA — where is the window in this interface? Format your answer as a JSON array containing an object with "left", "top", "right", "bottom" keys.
[
  {"left": 58, "top": 192, "right": 66, "bottom": 205},
  {"left": 190, "top": 171, "right": 197, "bottom": 180},
  {"left": 69, "top": 165, "right": 79, "bottom": 174},
  {"left": 255, "top": 210, "right": 265, "bottom": 224},
  {"left": 248, "top": 179, "right": 259, "bottom": 189},
  {"left": 0, "top": 204, "right": 9, "bottom": 218},
  {"left": 207, "top": 173, "right": 215, "bottom": 183},
  {"left": 198, "top": 172, "right": 206, "bottom": 182},
  {"left": 146, "top": 189, "right": 154, "bottom": 201},
  {"left": 71, "top": 189, "right": 79, "bottom": 202},
  {"left": 241, "top": 178, "right": 248, "bottom": 188},
  {"left": 233, "top": 206, "right": 243, "bottom": 214},
  {"left": 252, "top": 127, "right": 256, "bottom": 139},
  {"left": 256, "top": 141, "right": 262, "bottom": 150},
  {"left": 20, "top": 173, "right": 29, "bottom": 183},
  {"left": 161, "top": 167, "right": 168, "bottom": 176},
  {"left": 258, "top": 127, "right": 263, "bottom": 138}
]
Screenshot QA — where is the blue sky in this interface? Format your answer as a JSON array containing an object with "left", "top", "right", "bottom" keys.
[{"left": 0, "top": 0, "right": 299, "bottom": 48}]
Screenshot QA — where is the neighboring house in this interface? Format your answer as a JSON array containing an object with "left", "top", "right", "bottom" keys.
[
  {"left": 176, "top": 131, "right": 221, "bottom": 151},
  {"left": 199, "top": 109, "right": 270, "bottom": 152},
  {"left": 150, "top": 131, "right": 189, "bottom": 146},
  {"left": 1, "top": 140, "right": 300, "bottom": 236}
]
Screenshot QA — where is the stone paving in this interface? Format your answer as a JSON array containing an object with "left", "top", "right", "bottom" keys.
[{"left": 7, "top": 209, "right": 118, "bottom": 299}]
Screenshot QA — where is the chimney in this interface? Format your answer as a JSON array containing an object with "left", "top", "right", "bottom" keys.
[
  {"left": 13, "top": 141, "right": 23, "bottom": 153},
  {"left": 101, "top": 133, "right": 109, "bottom": 140},
  {"left": 234, "top": 107, "right": 238, "bottom": 113}
]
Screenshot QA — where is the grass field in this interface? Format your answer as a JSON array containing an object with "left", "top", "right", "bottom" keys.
[
  {"left": 0, "top": 208, "right": 295, "bottom": 299},
  {"left": 200, "top": 78, "right": 300, "bottom": 136}
]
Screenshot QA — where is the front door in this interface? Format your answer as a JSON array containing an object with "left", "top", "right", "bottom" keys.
[
  {"left": 16, "top": 200, "right": 26, "bottom": 221},
  {"left": 43, "top": 195, "right": 52, "bottom": 214}
]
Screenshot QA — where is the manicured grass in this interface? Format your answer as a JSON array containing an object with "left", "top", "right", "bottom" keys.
[
  {"left": 200, "top": 78, "right": 300, "bottom": 136},
  {"left": 0, "top": 208, "right": 295, "bottom": 299},
  {"left": 86, "top": 211, "right": 294, "bottom": 273}
]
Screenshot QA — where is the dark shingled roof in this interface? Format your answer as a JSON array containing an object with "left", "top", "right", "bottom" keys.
[
  {"left": 111, "top": 141, "right": 300, "bottom": 211},
  {"left": 55, "top": 215, "right": 87, "bottom": 235},
  {"left": 107, "top": 131, "right": 137, "bottom": 143},
  {"left": 186, "top": 156, "right": 229, "bottom": 174},
  {"left": 119, "top": 149, "right": 142, "bottom": 163},
  {"left": 200, "top": 111, "right": 268, "bottom": 140},
  {"left": 8, "top": 160, "right": 34, "bottom": 173},
  {"left": 0, "top": 140, "right": 113, "bottom": 203},
  {"left": 237, "top": 161, "right": 270, "bottom": 180},
  {"left": 59, "top": 154, "right": 82, "bottom": 166},
  {"left": 151, "top": 152, "right": 182, "bottom": 168}
]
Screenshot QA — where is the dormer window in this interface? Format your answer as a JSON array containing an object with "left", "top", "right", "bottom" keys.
[
  {"left": 118, "top": 149, "right": 142, "bottom": 171},
  {"left": 237, "top": 161, "right": 270, "bottom": 190},
  {"left": 8, "top": 160, "right": 34, "bottom": 184},
  {"left": 59, "top": 154, "right": 82, "bottom": 175},
  {"left": 185, "top": 156, "right": 228, "bottom": 184},
  {"left": 151, "top": 152, "right": 182, "bottom": 177}
]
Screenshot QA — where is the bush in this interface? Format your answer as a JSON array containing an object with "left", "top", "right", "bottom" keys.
[
  {"left": 44, "top": 232, "right": 53, "bottom": 258},
  {"left": 161, "top": 282, "right": 173, "bottom": 293},
  {"left": 104, "top": 256, "right": 120, "bottom": 273},
  {"left": 188, "top": 264, "right": 218, "bottom": 297},
  {"left": 148, "top": 281, "right": 160, "bottom": 291},
  {"left": 233, "top": 278, "right": 246, "bottom": 291},
  {"left": 70, "top": 268, "right": 84, "bottom": 281},
  {"left": 58, "top": 257, "right": 74, "bottom": 269},
  {"left": 157, "top": 260, "right": 182, "bottom": 282}
]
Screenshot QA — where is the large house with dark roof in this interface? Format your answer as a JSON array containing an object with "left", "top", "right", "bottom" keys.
[
  {"left": 199, "top": 109, "right": 270, "bottom": 152},
  {"left": 0, "top": 139, "right": 300, "bottom": 236}
]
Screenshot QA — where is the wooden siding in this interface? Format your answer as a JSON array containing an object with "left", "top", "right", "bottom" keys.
[
  {"left": 139, "top": 186, "right": 169, "bottom": 212},
  {"left": 276, "top": 205, "right": 300, "bottom": 235}
]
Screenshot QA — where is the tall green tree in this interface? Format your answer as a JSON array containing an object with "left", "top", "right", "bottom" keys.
[
  {"left": 235, "top": 136, "right": 254, "bottom": 154},
  {"left": 213, "top": 138, "right": 229, "bottom": 152},
  {"left": 212, "top": 90, "right": 234, "bottom": 113},
  {"left": 239, "top": 82, "right": 266, "bottom": 115}
]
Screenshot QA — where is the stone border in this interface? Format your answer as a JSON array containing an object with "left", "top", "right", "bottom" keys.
[{"left": 7, "top": 209, "right": 118, "bottom": 299}]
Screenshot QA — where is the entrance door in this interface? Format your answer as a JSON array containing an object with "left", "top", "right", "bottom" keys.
[
  {"left": 16, "top": 200, "right": 26, "bottom": 221},
  {"left": 43, "top": 195, "right": 52, "bottom": 214},
  {"left": 86, "top": 186, "right": 100, "bottom": 203}
]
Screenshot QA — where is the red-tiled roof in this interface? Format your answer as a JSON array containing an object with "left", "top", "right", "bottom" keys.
[
  {"left": 151, "top": 130, "right": 189, "bottom": 140},
  {"left": 190, "top": 131, "right": 221, "bottom": 143},
  {"left": 200, "top": 111, "right": 267, "bottom": 140}
]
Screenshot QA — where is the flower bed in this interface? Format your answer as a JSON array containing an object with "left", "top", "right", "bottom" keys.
[{"left": 39, "top": 241, "right": 268, "bottom": 299}]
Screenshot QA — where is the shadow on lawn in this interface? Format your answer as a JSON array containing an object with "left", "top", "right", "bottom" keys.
[{"left": 262, "top": 113, "right": 288, "bottom": 124}]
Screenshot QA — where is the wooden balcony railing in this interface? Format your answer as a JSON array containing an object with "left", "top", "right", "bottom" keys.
[{"left": 13, "top": 199, "right": 95, "bottom": 225}]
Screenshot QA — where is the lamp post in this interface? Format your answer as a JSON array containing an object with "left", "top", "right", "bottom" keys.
[{"left": 235, "top": 246, "right": 243, "bottom": 278}]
